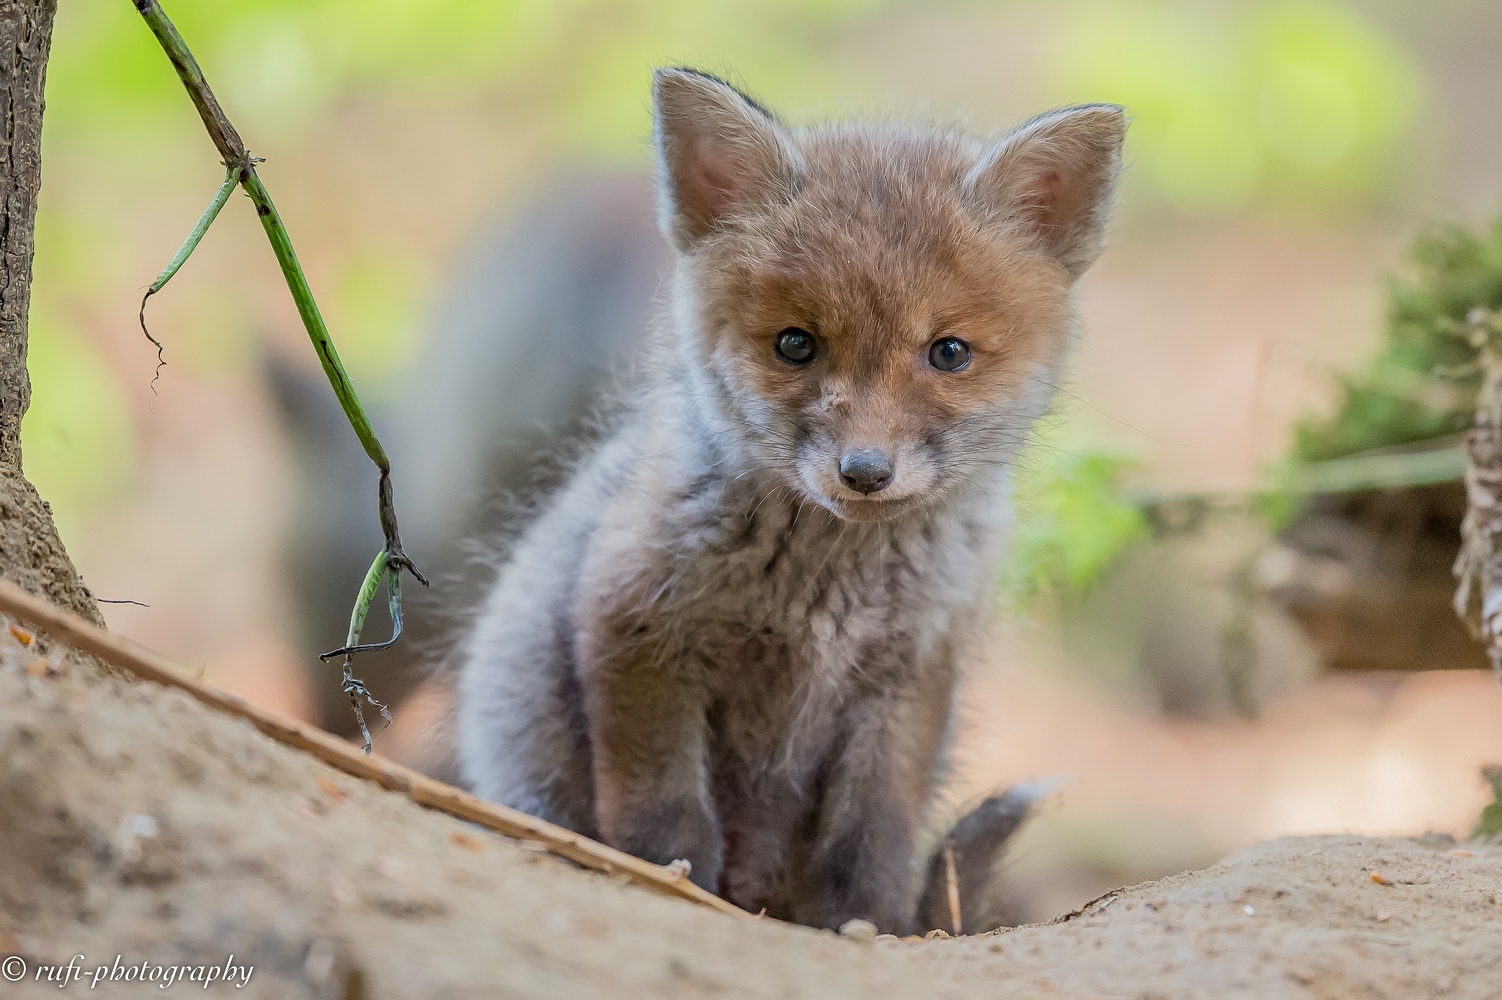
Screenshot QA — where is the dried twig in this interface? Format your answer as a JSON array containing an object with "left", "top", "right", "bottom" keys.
[
  {"left": 942, "top": 844, "right": 963, "bottom": 936},
  {"left": 0, "top": 581, "right": 743, "bottom": 919}
]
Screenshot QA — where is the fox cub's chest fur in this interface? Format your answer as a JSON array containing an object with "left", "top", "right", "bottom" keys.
[
  {"left": 456, "top": 68, "right": 1124, "bottom": 934},
  {"left": 586, "top": 427, "right": 1000, "bottom": 758},
  {"left": 596, "top": 437, "right": 997, "bottom": 693}
]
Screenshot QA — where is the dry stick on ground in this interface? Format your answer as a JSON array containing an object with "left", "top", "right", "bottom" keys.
[
  {"left": 0, "top": 580, "right": 744, "bottom": 919},
  {"left": 130, "top": 0, "right": 425, "bottom": 750},
  {"left": 942, "top": 845, "right": 962, "bottom": 936}
]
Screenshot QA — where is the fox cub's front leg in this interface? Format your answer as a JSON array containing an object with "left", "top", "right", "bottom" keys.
[
  {"left": 577, "top": 610, "right": 723, "bottom": 894},
  {"left": 799, "top": 669, "right": 954, "bottom": 933}
]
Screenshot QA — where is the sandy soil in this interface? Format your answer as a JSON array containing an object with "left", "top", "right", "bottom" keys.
[
  {"left": 374, "top": 624, "right": 1502, "bottom": 925},
  {"left": 2, "top": 624, "right": 1500, "bottom": 1000}
]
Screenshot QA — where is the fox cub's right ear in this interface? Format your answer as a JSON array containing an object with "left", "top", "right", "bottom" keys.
[{"left": 652, "top": 68, "right": 803, "bottom": 252}]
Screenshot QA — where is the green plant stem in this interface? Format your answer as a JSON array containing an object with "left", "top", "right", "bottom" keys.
[
  {"left": 327, "top": 549, "right": 400, "bottom": 754},
  {"left": 342, "top": 550, "right": 390, "bottom": 652},
  {"left": 239, "top": 170, "right": 387, "bottom": 473},
  {"left": 138, "top": 168, "right": 237, "bottom": 390},
  {"left": 328, "top": 550, "right": 404, "bottom": 659},
  {"left": 148, "top": 168, "right": 236, "bottom": 294},
  {"left": 131, "top": 0, "right": 426, "bottom": 731},
  {"left": 132, "top": 0, "right": 400, "bottom": 486},
  {"left": 1286, "top": 439, "right": 1468, "bottom": 494}
]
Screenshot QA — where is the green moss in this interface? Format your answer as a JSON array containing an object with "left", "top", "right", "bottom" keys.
[{"left": 1294, "top": 215, "right": 1502, "bottom": 462}]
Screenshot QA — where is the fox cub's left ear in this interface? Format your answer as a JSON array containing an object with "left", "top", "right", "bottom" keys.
[
  {"left": 652, "top": 67, "right": 803, "bottom": 252},
  {"left": 966, "top": 105, "right": 1126, "bottom": 279}
]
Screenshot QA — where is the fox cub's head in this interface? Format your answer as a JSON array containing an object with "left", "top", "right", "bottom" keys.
[{"left": 654, "top": 69, "right": 1124, "bottom": 522}]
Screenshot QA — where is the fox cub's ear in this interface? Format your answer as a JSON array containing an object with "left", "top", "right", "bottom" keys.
[
  {"left": 966, "top": 105, "right": 1126, "bottom": 279},
  {"left": 653, "top": 68, "right": 802, "bottom": 251}
]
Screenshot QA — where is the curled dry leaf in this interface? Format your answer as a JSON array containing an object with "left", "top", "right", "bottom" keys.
[
  {"left": 316, "top": 776, "right": 349, "bottom": 803},
  {"left": 449, "top": 831, "right": 484, "bottom": 853}
]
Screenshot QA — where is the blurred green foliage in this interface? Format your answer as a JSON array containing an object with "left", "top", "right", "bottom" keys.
[
  {"left": 57, "top": 0, "right": 1414, "bottom": 199},
  {"left": 21, "top": 0, "right": 1426, "bottom": 537},
  {"left": 1056, "top": 0, "right": 1420, "bottom": 213},
  {"left": 44, "top": 0, "right": 884, "bottom": 143},
  {"left": 1003, "top": 428, "right": 1149, "bottom": 602},
  {"left": 327, "top": 252, "right": 428, "bottom": 383},
  {"left": 1475, "top": 766, "right": 1502, "bottom": 841},
  {"left": 21, "top": 311, "right": 137, "bottom": 534},
  {"left": 1292, "top": 215, "right": 1502, "bottom": 462},
  {"left": 24, "top": 0, "right": 892, "bottom": 529}
]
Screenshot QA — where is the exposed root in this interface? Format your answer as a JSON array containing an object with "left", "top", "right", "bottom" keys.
[
  {"left": 138, "top": 287, "right": 167, "bottom": 396},
  {"left": 341, "top": 657, "right": 392, "bottom": 755}
]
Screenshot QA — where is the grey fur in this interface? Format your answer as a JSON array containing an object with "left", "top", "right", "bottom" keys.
[
  {"left": 457, "top": 70, "right": 1123, "bottom": 932},
  {"left": 917, "top": 778, "right": 1062, "bottom": 934}
]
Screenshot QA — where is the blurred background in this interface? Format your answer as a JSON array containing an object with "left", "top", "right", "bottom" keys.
[{"left": 25, "top": 0, "right": 1502, "bottom": 923}]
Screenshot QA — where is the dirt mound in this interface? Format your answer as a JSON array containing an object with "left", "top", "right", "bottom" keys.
[{"left": 1, "top": 631, "right": 1498, "bottom": 999}]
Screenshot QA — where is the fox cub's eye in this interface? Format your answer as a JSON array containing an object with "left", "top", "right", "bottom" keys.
[
  {"left": 928, "top": 336, "right": 972, "bottom": 372},
  {"left": 775, "top": 328, "right": 817, "bottom": 364}
]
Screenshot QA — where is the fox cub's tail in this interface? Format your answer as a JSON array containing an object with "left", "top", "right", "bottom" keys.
[{"left": 916, "top": 780, "right": 1055, "bottom": 935}]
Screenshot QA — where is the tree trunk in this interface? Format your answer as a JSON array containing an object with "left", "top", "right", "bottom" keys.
[{"left": 0, "top": 0, "right": 100, "bottom": 626}]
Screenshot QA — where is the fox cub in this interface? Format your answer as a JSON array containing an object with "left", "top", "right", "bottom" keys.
[{"left": 457, "top": 68, "right": 1124, "bottom": 933}]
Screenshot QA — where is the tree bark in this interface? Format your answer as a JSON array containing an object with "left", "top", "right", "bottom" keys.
[{"left": 0, "top": 0, "right": 101, "bottom": 626}]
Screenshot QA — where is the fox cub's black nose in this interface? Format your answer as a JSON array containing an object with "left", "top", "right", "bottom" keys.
[{"left": 839, "top": 449, "right": 895, "bottom": 494}]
